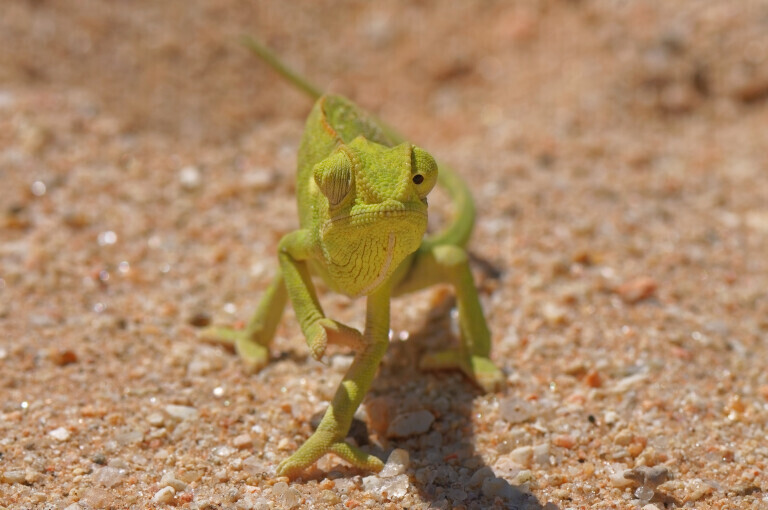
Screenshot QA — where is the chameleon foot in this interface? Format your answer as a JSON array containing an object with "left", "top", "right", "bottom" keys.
[
  {"left": 276, "top": 432, "right": 383, "bottom": 478},
  {"left": 419, "top": 349, "right": 504, "bottom": 392},
  {"left": 198, "top": 327, "right": 270, "bottom": 372}
]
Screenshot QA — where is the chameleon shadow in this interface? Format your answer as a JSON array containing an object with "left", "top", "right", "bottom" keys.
[{"left": 364, "top": 294, "right": 555, "bottom": 509}]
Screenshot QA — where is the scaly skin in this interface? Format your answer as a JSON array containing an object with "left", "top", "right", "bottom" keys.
[{"left": 199, "top": 36, "right": 504, "bottom": 478}]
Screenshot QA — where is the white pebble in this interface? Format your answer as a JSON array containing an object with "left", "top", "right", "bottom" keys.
[
  {"left": 152, "top": 486, "right": 176, "bottom": 503},
  {"left": 93, "top": 467, "right": 123, "bottom": 488},
  {"left": 160, "top": 471, "right": 188, "bottom": 491},
  {"left": 49, "top": 427, "right": 71, "bottom": 441},
  {"left": 3, "top": 470, "right": 26, "bottom": 484},
  {"left": 179, "top": 166, "right": 201, "bottom": 190},
  {"left": 509, "top": 445, "right": 533, "bottom": 467},
  {"left": 386, "top": 410, "right": 435, "bottom": 438},
  {"left": 379, "top": 448, "right": 409, "bottom": 477},
  {"left": 165, "top": 404, "right": 199, "bottom": 420},
  {"left": 499, "top": 397, "right": 534, "bottom": 423},
  {"left": 362, "top": 473, "right": 409, "bottom": 500},
  {"left": 147, "top": 412, "right": 165, "bottom": 427}
]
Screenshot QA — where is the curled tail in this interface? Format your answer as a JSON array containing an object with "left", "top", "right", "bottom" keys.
[{"left": 242, "top": 35, "right": 475, "bottom": 248}]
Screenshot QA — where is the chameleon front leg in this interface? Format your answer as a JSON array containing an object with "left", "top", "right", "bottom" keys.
[
  {"left": 394, "top": 245, "right": 504, "bottom": 392},
  {"left": 277, "top": 230, "right": 365, "bottom": 358},
  {"left": 198, "top": 270, "right": 288, "bottom": 371},
  {"left": 277, "top": 284, "right": 391, "bottom": 478}
]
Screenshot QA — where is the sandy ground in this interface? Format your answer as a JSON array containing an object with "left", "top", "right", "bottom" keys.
[{"left": 2, "top": 1, "right": 768, "bottom": 509}]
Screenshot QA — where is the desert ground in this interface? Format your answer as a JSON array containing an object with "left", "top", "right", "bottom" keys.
[{"left": 2, "top": 1, "right": 768, "bottom": 509}]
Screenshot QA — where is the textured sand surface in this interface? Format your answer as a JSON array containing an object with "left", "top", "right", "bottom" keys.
[{"left": 2, "top": 2, "right": 768, "bottom": 508}]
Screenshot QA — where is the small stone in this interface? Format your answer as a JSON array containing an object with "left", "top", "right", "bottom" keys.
[
  {"left": 165, "top": 404, "right": 198, "bottom": 420},
  {"left": 147, "top": 412, "right": 165, "bottom": 427},
  {"left": 552, "top": 434, "right": 576, "bottom": 449},
  {"left": 623, "top": 465, "right": 670, "bottom": 489},
  {"left": 481, "top": 476, "right": 515, "bottom": 500},
  {"left": 614, "top": 429, "right": 633, "bottom": 446},
  {"left": 3, "top": 470, "right": 25, "bottom": 484},
  {"left": 64, "top": 504, "right": 83, "bottom": 510},
  {"left": 243, "top": 455, "right": 264, "bottom": 475},
  {"left": 533, "top": 443, "right": 550, "bottom": 465},
  {"left": 469, "top": 466, "right": 494, "bottom": 487},
  {"left": 213, "top": 445, "right": 237, "bottom": 459},
  {"left": 499, "top": 397, "right": 534, "bottom": 423},
  {"left": 233, "top": 433, "right": 253, "bottom": 449},
  {"left": 542, "top": 302, "right": 568, "bottom": 325},
  {"left": 509, "top": 445, "right": 533, "bottom": 467},
  {"left": 642, "top": 504, "right": 661, "bottom": 510},
  {"left": 362, "top": 473, "right": 409, "bottom": 500},
  {"left": 272, "top": 481, "right": 302, "bottom": 509},
  {"left": 616, "top": 277, "right": 657, "bottom": 304},
  {"left": 93, "top": 466, "right": 123, "bottom": 487},
  {"left": 49, "top": 427, "right": 71, "bottom": 441},
  {"left": 50, "top": 348, "right": 78, "bottom": 366},
  {"left": 379, "top": 448, "right": 409, "bottom": 477},
  {"left": 179, "top": 166, "right": 202, "bottom": 190},
  {"left": 584, "top": 369, "right": 602, "bottom": 388},
  {"left": 160, "top": 472, "right": 188, "bottom": 491},
  {"left": 386, "top": 410, "right": 435, "bottom": 438},
  {"left": 152, "top": 485, "right": 176, "bottom": 503},
  {"left": 609, "top": 464, "right": 634, "bottom": 488}
]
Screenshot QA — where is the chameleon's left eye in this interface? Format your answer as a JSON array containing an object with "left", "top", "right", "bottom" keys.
[{"left": 411, "top": 146, "right": 437, "bottom": 199}]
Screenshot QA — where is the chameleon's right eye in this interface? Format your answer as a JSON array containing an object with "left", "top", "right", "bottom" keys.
[
  {"left": 314, "top": 151, "right": 353, "bottom": 206},
  {"left": 411, "top": 147, "right": 437, "bottom": 199}
]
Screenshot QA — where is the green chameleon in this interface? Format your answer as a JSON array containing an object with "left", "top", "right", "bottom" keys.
[{"left": 201, "top": 37, "right": 504, "bottom": 478}]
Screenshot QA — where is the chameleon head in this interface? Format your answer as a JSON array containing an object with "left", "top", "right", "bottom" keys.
[{"left": 312, "top": 136, "right": 437, "bottom": 296}]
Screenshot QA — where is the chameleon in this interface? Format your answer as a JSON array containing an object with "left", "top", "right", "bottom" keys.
[{"left": 200, "top": 36, "right": 504, "bottom": 478}]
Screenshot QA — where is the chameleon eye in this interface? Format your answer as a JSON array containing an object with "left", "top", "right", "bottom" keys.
[
  {"left": 410, "top": 146, "right": 437, "bottom": 198},
  {"left": 314, "top": 151, "right": 353, "bottom": 206}
]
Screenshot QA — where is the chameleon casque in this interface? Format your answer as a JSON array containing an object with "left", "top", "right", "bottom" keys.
[{"left": 201, "top": 37, "right": 504, "bottom": 478}]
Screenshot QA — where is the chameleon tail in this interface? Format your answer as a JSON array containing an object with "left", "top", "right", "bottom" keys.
[
  {"left": 242, "top": 35, "right": 475, "bottom": 248},
  {"left": 241, "top": 35, "right": 323, "bottom": 101}
]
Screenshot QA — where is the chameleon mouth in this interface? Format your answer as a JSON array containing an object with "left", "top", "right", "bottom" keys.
[{"left": 328, "top": 204, "right": 427, "bottom": 225}]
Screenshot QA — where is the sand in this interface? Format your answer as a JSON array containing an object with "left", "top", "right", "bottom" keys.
[{"left": 2, "top": 1, "right": 768, "bottom": 508}]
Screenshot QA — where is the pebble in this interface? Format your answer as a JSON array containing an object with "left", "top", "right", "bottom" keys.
[
  {"left": 469, "top": 466, "right": 494, "bottom": 487},
  {"left": 362, "top": 473, "right": 409, "bottom": 500},
  {"left": 272, "top": 481, "right": 302, "bottom": 509},
  {"left": 386, "top": 410, "right": 435, "bottom": 438},
  {"left": 379, "top": 448, "right": 409, "bottom": 477},
  {"left": 146, "top": 412, "right": 165, "bottom": 427},
  {"left": 152, "top": 486, "right": 175, "bottom": 504},
  {"left": 616, "top": 276, "right": 657, "bottom": 303},
  {"left": 165, "top": 404, "right": 199, "bottom": 420},
  {"left": 509, "top": 445, "right": 533, "bottom": 467},
  {"left": 64, "top": 504, "right": 83, "bottom": 510},
  {"left": 481, "top": 476, "right": 515, "bottom": 500},
  {"left": 178, "top": 166, "right": 201, "bottom": 190},
  {"left": 499, "top": 397, "right": 535, "bottom": 423},
  {"left": 624, "top": 465, "right": 670, "bottom": 489},
  {"left": 160, "top": 472, "right": 188, "bottom": 491},
  {"left": 2, "top": 470, "right": 25, "bottom": 484},
  {"left": 49, "top": 427, "right": 71, "bottom": 441},
  {"left": 233, "top": 433, "right": 253, "bottom": 449},
  {"left": 93, "top": 466, "right": 123, "bottom": 487}
]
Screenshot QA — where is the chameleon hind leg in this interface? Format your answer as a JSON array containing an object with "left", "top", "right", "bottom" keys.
[
  {"left": 198, "top": 271, "right": 288, "bottom": 372},
  {"left": 394, "top": 245, "right": 504, "bottom": 392}
]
